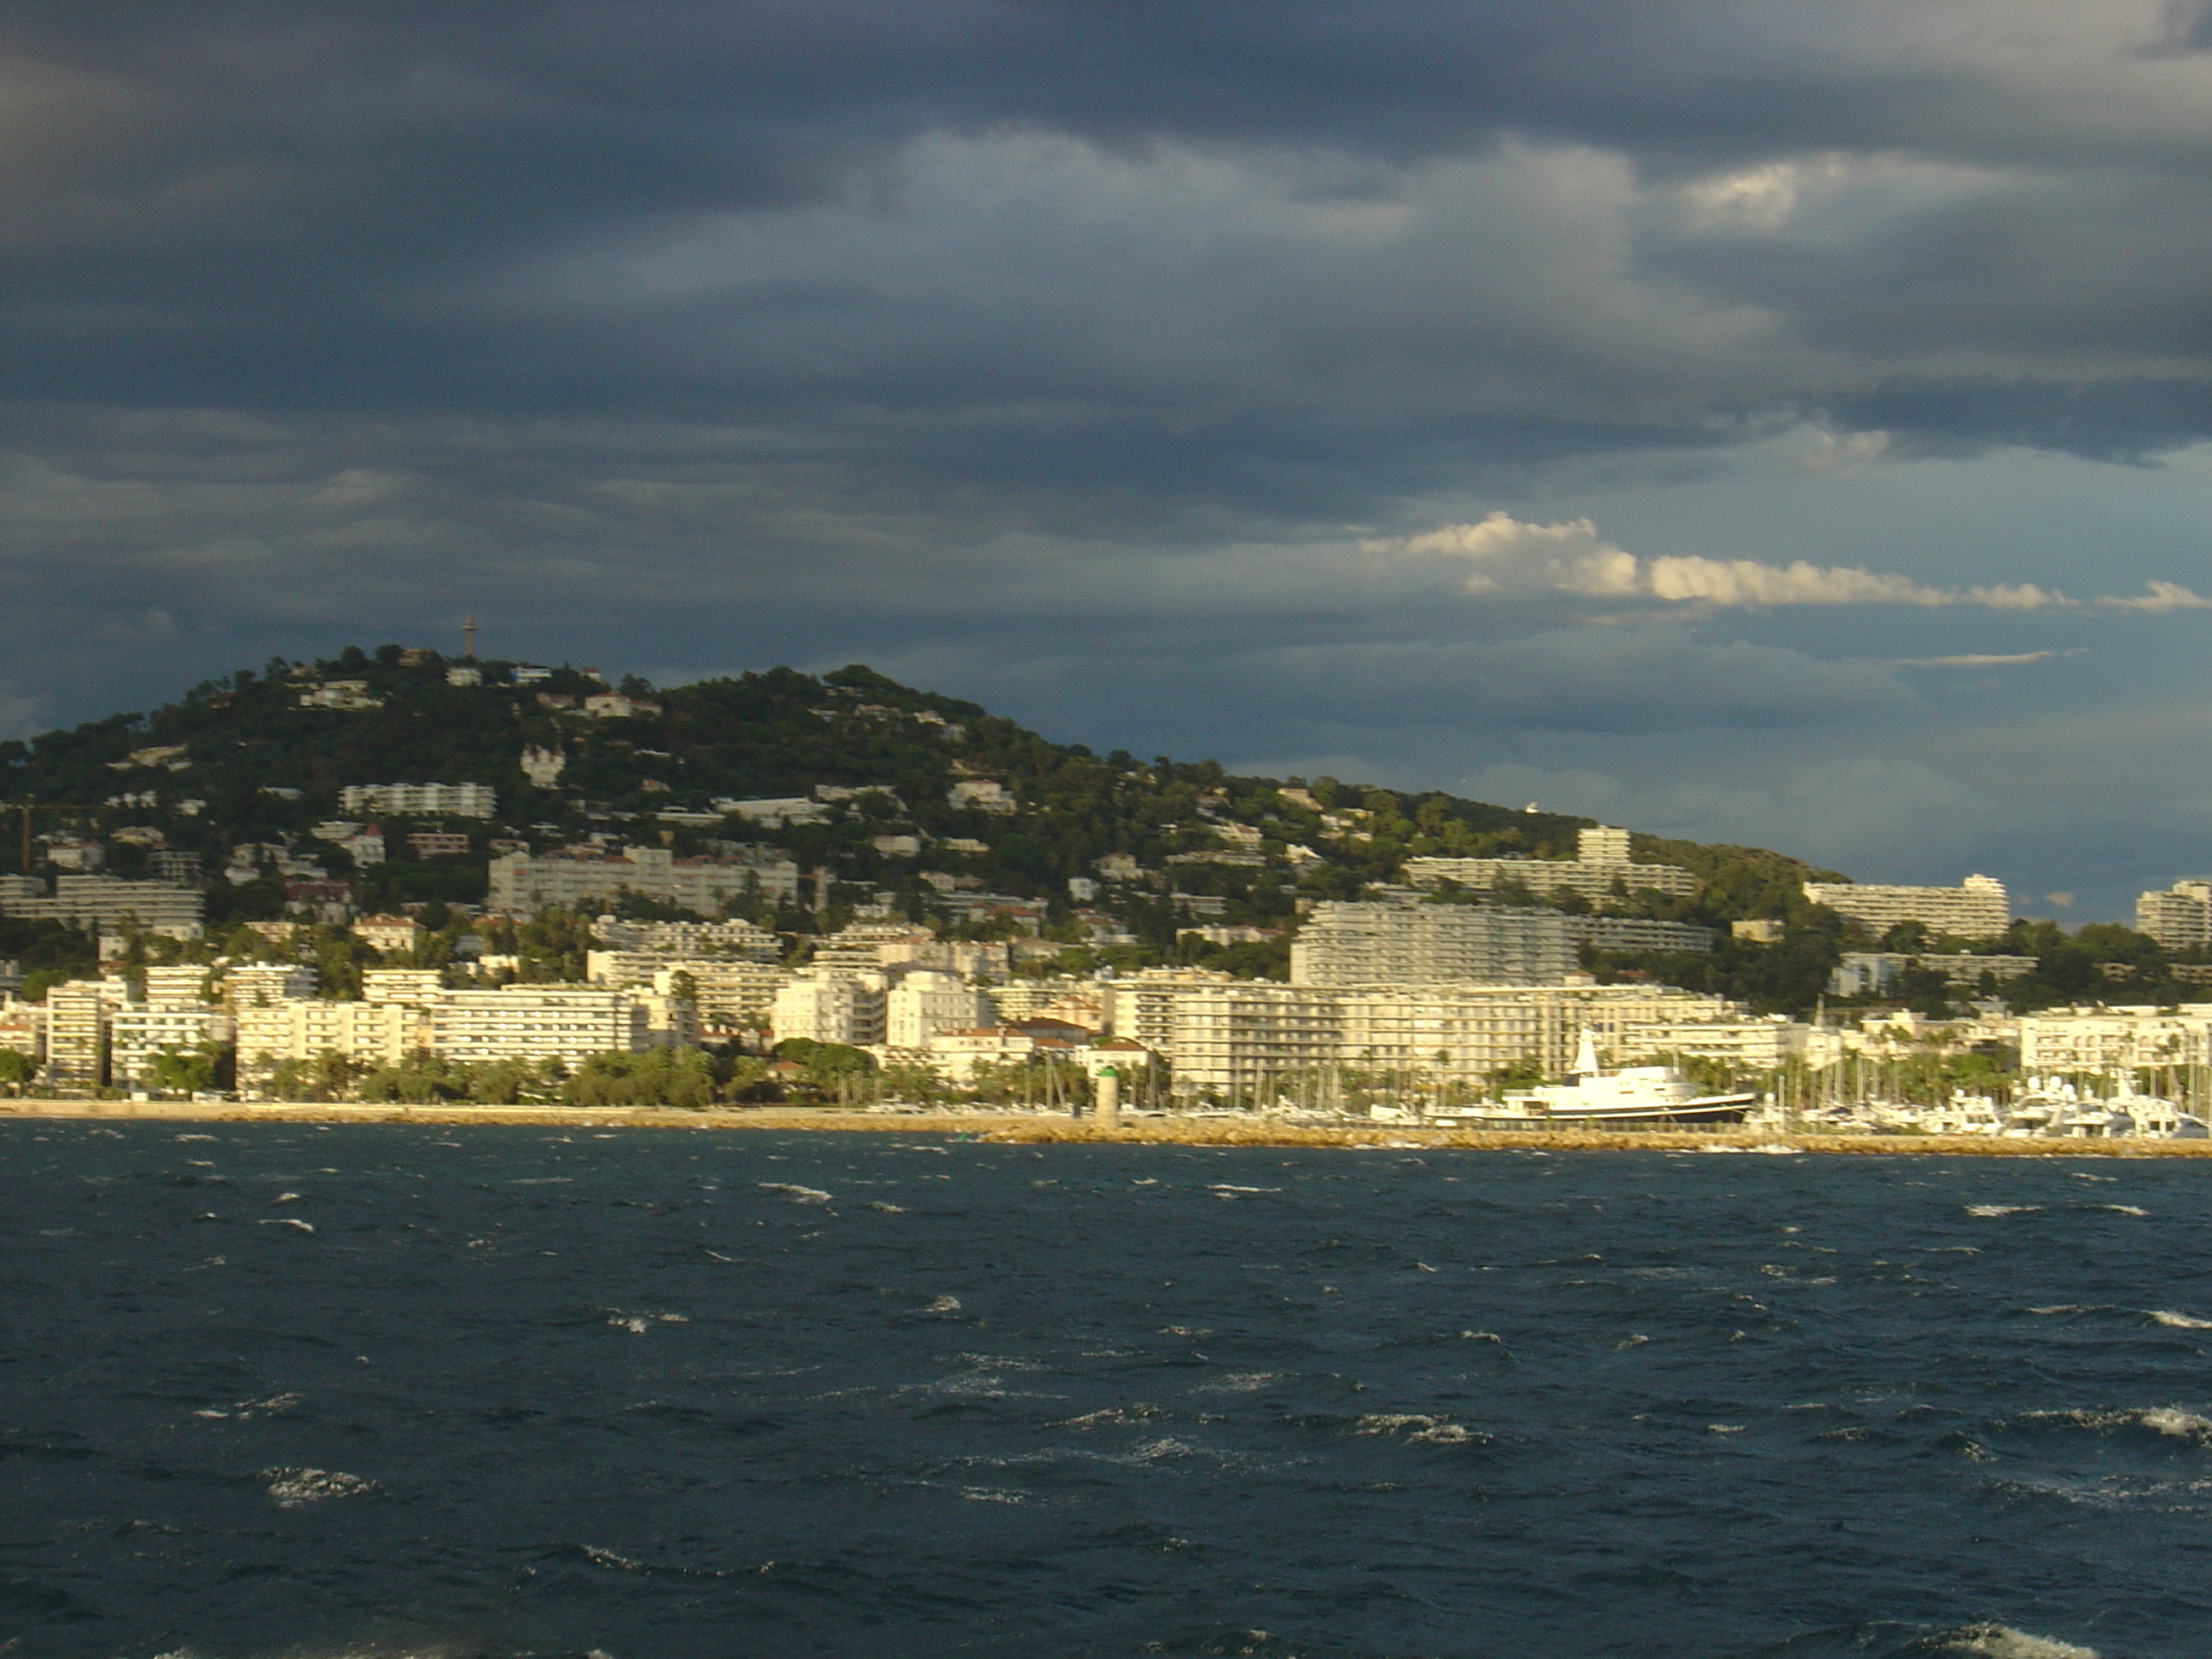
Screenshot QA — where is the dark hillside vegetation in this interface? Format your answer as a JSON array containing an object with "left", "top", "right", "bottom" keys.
[{"left": 0, "top": 644, "right": 2176, "bottom": 1015}]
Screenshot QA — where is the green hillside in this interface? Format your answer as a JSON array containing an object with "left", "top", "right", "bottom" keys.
[{"left": 7, "top": 641, "right": 2123, "bottom": 1015}]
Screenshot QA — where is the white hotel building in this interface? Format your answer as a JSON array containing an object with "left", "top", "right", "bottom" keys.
[
  {"left": 491, "top": 846, "right": 800, "bottom": 914},
  {"left": 1404, "top": 826, "right": 1699, "bottom": 904},
  {"left": 1150, "top": 979, "right": 1743, "bottom": 1103},
  {"left": 429, "top": 987, "right": 652, "bottom": 1067},
  {"left": 339, "top": 782, "right": 498, "bottom": 818},
  {"left": 1801, "top": 875, "right": 2009, "bottom": 940}
]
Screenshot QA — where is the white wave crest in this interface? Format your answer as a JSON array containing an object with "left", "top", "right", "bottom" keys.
[
  {"left": 196, "top": 1392, "right": 300, "bottom": 1420},
  {"left": 2097, "top": 1204, "right": 2150, "bottom": 1216},
  {"left": 1700, "top": 1142, "right": 1802, "bottom": 1155},
  {"left": 1966, "top": 1205, "right": 2041, "bottom": 1217},
  {"left": 1194, "top": 1372, "right": 1278, "bottom": 1394},
  {"left": 2142, "top": 1407, "right": 2212, "bottom": 1438},
  {"left": 1354, "top": 1412, "right": 1489, "bottom": 1444},
  {"left": 1057, "top": 1404, "right": 1167, "bottom": 1429},
  {"left": 262, "top": 1467, "right": 376, "bottom": 1507},
  {"left": 607, "top": 1310, "right": 689, "bottom": 1333},
  {"left": 2017, "top": 1407, "right": 2212, "bottom": 1443},
  {"left": 757, "top": 1183, "right": 831, "bottom": 1205},
  {"left": 925, "top": 1295, "right": 962, "bottom": 1313},
  {"left": 1924, "top": 1623, "right": 2098, "bottom": 1658},
  {"left": 2149, "top": 1310, "right": 2212, "bottom": 1330}
]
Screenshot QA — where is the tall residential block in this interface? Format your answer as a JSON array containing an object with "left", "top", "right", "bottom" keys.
[
  {"left": 1801, "top": 875, "right": 2009, "bottom": 940},
  {"left": 109, "top": 1001, "right": 226, "bottom": 1086},
  {"left": 490, "top": 846, "right": 800, "bottom": 915},
  {"left": 1290, "top": 901, "right": 1577, "bottom": 987},
  {"left": 42, "top": 980, "right": 123, "bottom": 1091},
  {"left": 0, "top": 874, "right": 205, "bottom": 938},
  {"left": 339, "top": 782, "right": 496, "bottom": 818},
  {"left": 1161, "top": 979, "right": 1742, "bottom": 1102},
  {"left": 885, "top": 971, "right": 992, "bottom": 1049},
  {"left": 428, "top": 986, "right": 651, "bottom": 1066},
  {"left": 2137, "top": 881, "right": 2212, "bottom": 952},
  {"left": 1403, "top": 824, "right": 1697, "bottom": 904},
  {"left": 770, "top": 972, "right": 887, "bottom": 1046}
]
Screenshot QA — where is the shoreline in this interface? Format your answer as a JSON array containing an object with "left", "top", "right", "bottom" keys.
[{"left": 4, "top": 1097, "right": 2212, "bottom": 1156}]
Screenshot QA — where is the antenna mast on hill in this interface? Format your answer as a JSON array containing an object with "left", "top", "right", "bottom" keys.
[{"left": 463, "top": 614, "right": 478, "bottom": 659}]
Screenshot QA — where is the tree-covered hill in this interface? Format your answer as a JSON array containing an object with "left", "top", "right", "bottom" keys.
[{"left": 0, "top": 641, "right": 1988, "bottom": 1010}]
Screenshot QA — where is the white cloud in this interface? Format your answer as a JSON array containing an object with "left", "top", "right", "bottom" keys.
[
  {"left": 1895, "top": 649, "right": 2076, "bottom": 667},
  {"left": 1370, "top": 511, "right": 2208, "bottom": 613},
  {"left": 2097, "top": 580, "right": 2212, "bottom": 611}
]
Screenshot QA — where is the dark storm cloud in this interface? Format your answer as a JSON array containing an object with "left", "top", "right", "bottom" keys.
[
  {"left": 8, "top": 2, "right": 2212, "bottom": 911},
  {"left": 3, "top": 2, "right": 2210, "bottom": 457}
]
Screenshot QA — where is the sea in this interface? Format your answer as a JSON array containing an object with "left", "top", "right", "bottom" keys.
[{"left": 4, "top": 1123, "right": 2210, "bottom": 1659}]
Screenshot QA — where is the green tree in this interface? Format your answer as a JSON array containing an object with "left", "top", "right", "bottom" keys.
[
  {"left": 0, "top": 1047, "right": 37, "bottom": 1093},
  {"left": 561, "top": 1047, "right": 719, "bottom": 1109},
  {"left": 143, "top": 1044, "right": 224, "bottom": 1096}
]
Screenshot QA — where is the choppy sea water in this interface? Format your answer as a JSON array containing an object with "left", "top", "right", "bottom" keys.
[{"left": 5, "top": 1126, "right": 2211, "bottom": 1659}]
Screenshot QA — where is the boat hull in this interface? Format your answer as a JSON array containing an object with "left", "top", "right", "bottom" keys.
[{"left": 1446, "top": 1093, "right": 1758, "bottom": 1128}]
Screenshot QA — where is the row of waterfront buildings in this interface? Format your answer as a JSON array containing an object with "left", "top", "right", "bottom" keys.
[
  {"left": 0, "top": 899, "right": 1795, "bottom": 1099},
  {"left": 14, "top": 889, "right": 2212, "bottom": 1109}
]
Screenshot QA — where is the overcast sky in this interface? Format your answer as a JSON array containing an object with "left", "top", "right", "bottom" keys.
[{"left": 8, "top": 2, "right": 2212, "bottom": 917}]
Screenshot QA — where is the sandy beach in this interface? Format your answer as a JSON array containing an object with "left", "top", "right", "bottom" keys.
[{"left": 5, "top": 1096, "right": 2212, "bottom": 1155}]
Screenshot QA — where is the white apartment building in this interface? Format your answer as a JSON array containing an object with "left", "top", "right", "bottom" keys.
[
  {"left": 428, "top": 986, "right": 652, "bottom": 1067},
  {"left": 1802, "top": 875, "right": 2009, "bottom": 940},
  {"left": 233, "top": 999, "right": 426, "bottom": 1092},
  {"left": 812, "top": 923, "right": 940, "bottom": 975},
  {"left": 718, "top": 797, "right": 829, "bottom": 826},
  {"left": 1161, "top": 979, "right": 1738, "bottom": 1103},
  {"left": 771, "top": 971, "right": 887, "bottom": 1046},
  {"left": 1563, "top": 916, "right": 1716, "bottom": 954},
  {"left": 0, "top": 874, "right": 205, "bottom": 939},
  {"left": 924, "top": 1027, "right": 1039, "bottom": 1083},
  {"left": 587, "top": 952, "right": 789, "bottom": 1022},
  {"left": 2017, "top": 1007, "right": 2212, "bottom": 1074},
  {"left": 222, "top": 963, "right": 320, "bottom": 1010},
  {"left": 364, "top": 969, "right": 445, "bottom": 1004},
  {"left": 2137, "top": 881, "right": 2212, "bottom": 952},
  {"left": 353, "top": 915, "right": 424, "bottom": 955},
  {"left": 1290, "top": 901, "right": 1577, "bottom": 987},
  {"left": 1403, "top": 825, "right": 1699, "bottom": 905},
  {"left": 1100, "top": 968, "right": 1238, "bottom": 1052},
  {"left": 339, "top": 782, "right": 496, "bottom": 818},
  {"left": 143, "top": 965, "right": 214, "bottom": 1004},
  {"left": 235, "top": 975, "right": 669, "bottom": 1091},
  {"left": 642, "top": 959, "right": 789, "bottom": 1031},
  {"left": 886, "top": 971, "right": 992, "bottom": 1049},
  {"left": 987, "top": 981, "right": 1106, "bottom": 1030},
  {"left": 490, "top": 847, "right": 800, "bottom": 915},
  {"left": 1623, "top": 1016, "right": 1806, "bottom": 1071},
  {"left": 42, "top": 979, "right": 123, "bottom": 1091},
  {"left": 593, "top": 917, "right": 782, "bottom": 962}
]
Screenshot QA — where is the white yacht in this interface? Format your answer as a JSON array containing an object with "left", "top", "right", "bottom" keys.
[
  {"left": 2003, "top": 1074, "right": 2210, "bottom": 1139},
  {"left": 1458, "top": 1031, "right": 1758, "bottom": 1126}
]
